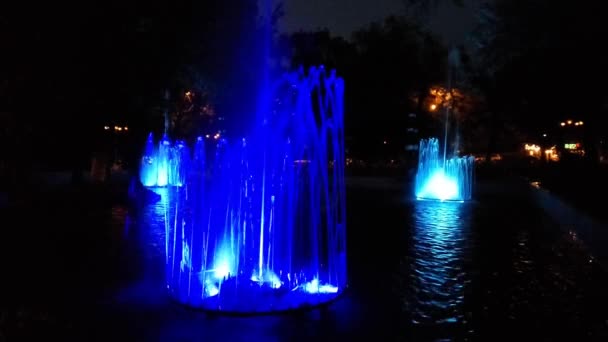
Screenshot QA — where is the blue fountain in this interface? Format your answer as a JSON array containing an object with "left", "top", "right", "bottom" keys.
[
  {"left": 162, "top": 66, "right": 346, "bottom": 312},
  {"left": 414, "top": 137, "right": 474, "bottom": 202},
  {"left": 140, "top": 133, "right": 158, "bottom": 187},
  {"left": 414, "top": 47, "right": 474, "bottom": 202},
  {"left": 139, "top": 134, "right": 191, "bottom": 187}
]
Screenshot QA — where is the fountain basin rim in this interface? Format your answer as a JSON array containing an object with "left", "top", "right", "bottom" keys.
[
  {"left": 415, "top": 196, "right": 466, "bottom": 203},
  {"left": 166, "top": 286, "right": 348, "bottom": 317},
  {"left": 406, "top": 197, "right": 478, "bottom": 205}
]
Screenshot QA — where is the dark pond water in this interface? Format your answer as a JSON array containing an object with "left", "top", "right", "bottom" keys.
[{"left": 1, "top": 178, "right": 608, "bottom": 341}]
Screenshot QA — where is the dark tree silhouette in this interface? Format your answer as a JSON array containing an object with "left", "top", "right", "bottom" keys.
[
  {"left": 285, "top": 17, "right": 447, "bottom": 163},
  {"left": 350, "top": 17, "right": 446, "bottom": 160},
  {"left": 470, "top": 0, "right": 608, "bottom": 160},
  {"left": 0, "top": 0, "right": 281, "bottom": 185}
]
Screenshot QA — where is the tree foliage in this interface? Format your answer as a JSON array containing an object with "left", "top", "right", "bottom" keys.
[
  {"left": 472, "top": 0, "right": 608, "bottom": 131},
  {"left": 287, "top": 17, "right": 448, "bottom": 160},
  {"left": 0, "top": 0, "right": 278, "bottom": 178},
  {"left": 350, "top": 17, "right": 446, "bottom": 151}
]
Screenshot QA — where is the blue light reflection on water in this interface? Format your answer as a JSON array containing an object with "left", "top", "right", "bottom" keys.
[{"left": 405, "top": 199, "right": 474, "bottom": 326}]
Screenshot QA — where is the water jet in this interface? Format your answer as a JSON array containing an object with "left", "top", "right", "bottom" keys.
[{"left": 160, "top": 67, "right": 346, "bottom": 312}]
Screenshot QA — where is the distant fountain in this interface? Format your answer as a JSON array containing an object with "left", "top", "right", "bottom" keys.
[
  {"left": 139, "top": 134, "right": 191, "bottom": 187},
  {"left": 140, "top": 133, "right": 158, "bottom": 187},
  {"left": 163, "top": 66, "right": 346, "bottom": 312},
  {"left": 415, "top": 47, "right": 474, "bottom": 202},
  {"left": 156, "top": 135, "right": 171, "bottom": 187},
  {"left": 192, "top": 136, "right": 206, "bottom": 176},
  {"left": 414, "top": 138, "right": 474, "bottom": 202},
  {"left": 168, "top": 141, "right": 190, "bottom": 187}
]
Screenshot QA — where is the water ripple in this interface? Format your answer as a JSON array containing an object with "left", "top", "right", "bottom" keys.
[{"left": 403, "top": 200, "right": 474, "bottom": 326}]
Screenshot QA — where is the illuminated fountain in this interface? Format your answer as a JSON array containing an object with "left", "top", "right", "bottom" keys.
[
  {"left": 168, "top": 141, "right": 190, "bottom": 187},
  {"left": 139, "top": 134, "right": 191, "bottom": 187},
  {"left": 140, "top": 133, "right": 158, "bottom": 187},
  {"left": 163, "top": 66, "right": 346, "bottom": 312},
  {"left": 414, "top": 137, "right": 474, "bottom": 201},
  {"left": 414, "top": 47, "right": 474, "bottom": 202}
]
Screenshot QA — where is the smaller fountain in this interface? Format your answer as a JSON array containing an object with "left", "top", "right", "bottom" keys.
[
  {"left": 414, "top": 47, "right": 474, "bottom": 202},
  {"left": 168, "top": 141, "right": 190, "bottom": 187},
  {"left": 139, "top": 134, "right": 191, "bottom": 187},
  {"left": 414, "top": 138, "right": 474, "bottom": 202},
  {"left": 140, "top": 133, "right": 158, "bottom": 187}
]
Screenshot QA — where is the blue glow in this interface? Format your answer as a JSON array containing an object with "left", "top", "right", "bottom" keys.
[
  {"left": 417, "top": 170, "right": 458, "bottom": 201},
  {"left": 414, "top": 138, "right": 474, "bottom": 202},
  {"left": 139, "top": 134, "right": 191, "bottom": 188},
  {"left": 302, "top": 278, "right": 340, "bottom": 294},
  {"left": 140, "top": 133, "right": 159, "bottom": 187},
  {"left": 160, "top": 67, "right": 346, "bottom": 312}
]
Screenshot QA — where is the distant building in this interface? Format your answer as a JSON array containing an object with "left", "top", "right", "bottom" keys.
[
  {"left": 523, "top": 143, "right": 559, "bottom": 162},
  {"left": 557, "top": 119, "right": 586, "bottom": 160}
]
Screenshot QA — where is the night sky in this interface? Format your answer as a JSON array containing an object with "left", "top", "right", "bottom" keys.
[{"left": 279, "top": 0, "right": 479, "bottom": 45}]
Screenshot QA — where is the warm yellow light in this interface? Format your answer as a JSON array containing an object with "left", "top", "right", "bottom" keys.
[
  {"left": 430, "top": 104, "right": 437, "bottom": 111},
  {"left": 544, "top": 146, "right": 560, "bottom": 161},
  {"left": 524, "top": 143, "right": 540, "bottom": 152},
  {"left": 579, "top": 121, "right": 584, "bottom": 125},
  {"left": 185, "top": 91, "right": 192, "bottom": 97},
  {"left": 574, "top": 122, "right": 580, "bottom": 126},
  {"left": 560, "top": 122, "right": 566, "bottom": 126},
  {"left": 567, "top": 120, "right": 572, "bottom": 125},
  {"left": 124, "top": 126, "right": 128, "bottom": 131},
  {"left": 116, "top": 126, "right": 122, "bottom": 131},
  {"left": 529, "top": 150, "right": 534, "bottom": 156}
]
